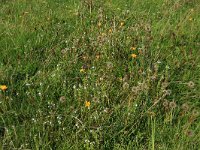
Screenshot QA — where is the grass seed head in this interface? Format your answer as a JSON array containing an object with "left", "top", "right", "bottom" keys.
[{"left": 169, "top": 101, "right": 177, "bottom": 109}]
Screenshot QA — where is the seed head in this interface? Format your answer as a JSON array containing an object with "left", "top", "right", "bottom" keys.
[
  {"left": 59, "top": 96, "right": 66, "bottom": 103},
  {"left": 187, "top": 81, "right": 195, "bottom": 88},
  {"left": 186, "top": 130, "right": 194, "bottom": 137},
  {"left": 106, "top": 62, "right": 114, "bottom": 69},
  {"left": 96, "top": 54, "right": 100, "bottom": 60},
  {"left": 163, "top": 99, "right": 169, "bottom": 108},
  {"left": 123, "top": 82, "right": 129, "bottom": 89},
  {"left": 163, "top": 89, "right": 172, "bottom": 96},
  {"left": 181, "top": 103, "right": 189, "bottom": 112},
  {"left": 169, "top": 101, "right": 177, "bottom": 109},
  {"left": 192, "top": 109, "right": 199, "bottom": 117},
  {"left": 131, "top": 86, "right": 140, "bottom": 95}
]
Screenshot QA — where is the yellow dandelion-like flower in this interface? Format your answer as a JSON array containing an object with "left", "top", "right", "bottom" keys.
[
  {"left": 80, "top": 68, "right": 85, "bottom": 73},
  {"left": 131, "top": 54, "right": 137, "bottom": 58},
  {"left": 109, "top": 29, "right": 112, "bottom": 33},
  {"left": 130, "top": 47, "right": 136, "bottom": 50},
  {"left": 0, "top": 85, "right": 7, "bottom": 91},
  {"left": 101, "top": 33, "right": 106, "bottom": 36},
  {"left": 120, "top": 22, "right": 124, "bottom": 27},
  {"left": 85, "top": 101, "right": 91, "bottom": 108}
]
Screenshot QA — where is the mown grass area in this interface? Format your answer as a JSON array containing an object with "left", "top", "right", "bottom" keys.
[{"left": 0, "top": 0, "right": 200, "bottom": 149}]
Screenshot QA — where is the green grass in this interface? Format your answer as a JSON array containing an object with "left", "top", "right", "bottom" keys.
[{"left": 0, "top": 0, "right": 200, "bottom": 149}]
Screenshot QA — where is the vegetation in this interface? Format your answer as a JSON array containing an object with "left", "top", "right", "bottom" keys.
[{"left": 0, "top": 0, "right": 200, "bottom": 149}]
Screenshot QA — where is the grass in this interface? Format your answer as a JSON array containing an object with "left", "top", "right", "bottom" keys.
[{"left": 0, "top": 0, "right": 200, "bottom": 149}]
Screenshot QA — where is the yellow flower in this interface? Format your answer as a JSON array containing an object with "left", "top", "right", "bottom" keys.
[
  {"left": 101, "top": 33, "right": 106, "bottom": 36},
  {"left": 109, "top": 29, "right": 112, "bottom": 33},
  {"left": 85, "top": 101, "right": 91, "bottom": 108},
  {"left": 0, "top": 85, "right": 7, "bottom": 91},
  {"left": 120, "top": 22, "right": 124, "bottom": 27},
  {"left": 80, "top": 68, "right": 85, "bottom": 73},
  {"left": 131, "top": 54, "right": 137, "bottom": 58},
  {"left": 130, "top": 47, "right": 136, "bottom": 50}
]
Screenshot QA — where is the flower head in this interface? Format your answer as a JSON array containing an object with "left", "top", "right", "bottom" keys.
[
  {"left": 169, "top": 101, "right": 177, "bottom": 109},
  {"left": 187, "top": 81, "right": 195, "bottom": 88},
  {"left": 181, "top": 103, "right": 189, "bottom": 112},
  {"left": 163, "top": 99, "right": 169, "bottom": 108},
  {"left": 120, "top": 22, "right": 124, "bottom": 27},
  {"left": 0, "top": 85, "right": 7, "bottom": 91},
  {"left": 186, "top": 130, "right": 194, "bottom": 137},
  {"left": 85, "top": 101, "right": 91, "bottom": 108},
  {"left": 130, "top": 47, "right": 136, "bottom": 50},
  {"left": 101, "top": 33, "right": 106, "bottom": 36},
  {"left": 96, "top": 54, "right": 100, "bottom": 60},
  {"left": 123, "top": 82, "right": 129, "bottom": 89},
  {"left": 106, "top": 62, "right": 113, "bottom": 69},
  {"left": 80, "top": 68, "right": 85, "bottom": 73},
  {"left": 59, "top": 96, "right": 66, "bottom": 103},
  {"left": 163, "top": 89, "right": 172, "bottom": 96},
  {"left": 131, "top": 54, "right": 137, "bottom": 58}
]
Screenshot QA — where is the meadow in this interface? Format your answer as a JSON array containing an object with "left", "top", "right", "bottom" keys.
[{"left": 0, "top": 0, "right": 200, "bottom": 149}]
